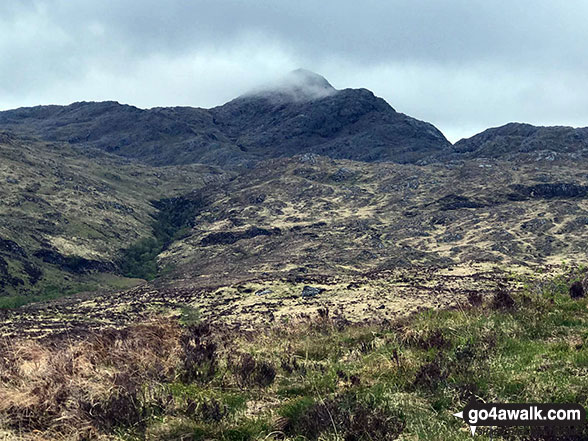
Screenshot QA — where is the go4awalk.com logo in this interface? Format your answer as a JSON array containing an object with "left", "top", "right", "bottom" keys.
[{"left": 453, "top": 402, "right": 586, "bottom": 436}]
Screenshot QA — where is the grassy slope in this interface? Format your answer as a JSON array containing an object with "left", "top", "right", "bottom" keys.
[
  {"left": 1, "top": 267, "right": 586, "bottom": 440},
  {"left": 159, "top": 155, "right": 588, "bottom": 285},
  {"left": 0, "top": 132, "right": 225, "bottom": 302}
]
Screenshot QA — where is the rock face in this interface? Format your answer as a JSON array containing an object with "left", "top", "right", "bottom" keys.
[
  {"left": 0, "top": 70, "right": 452, "bottom": 167},
  {"left": 452, "top": 123, "right": 588, "bottom": 161}
]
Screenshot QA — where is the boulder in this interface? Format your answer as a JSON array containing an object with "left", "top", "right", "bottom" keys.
[
  {"left": 255, "top": 288, "right": 273, "bottom": 296},
  {"left": 330, "top": 167, "right": 355, "bottom": 182},
  {"left": 301, "top": 286, "right": 325, "bottom": 298}
]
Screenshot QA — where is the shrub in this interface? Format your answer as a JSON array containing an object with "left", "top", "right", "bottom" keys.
[
  {"left": 231, "top": 353, "right": 276, "bottom": 388},
  {"left": 180, "top": 324, "right": 218, "bottom": 383},
  {"left": 282, "top": 393, "right": 405, "bottom": 441}
]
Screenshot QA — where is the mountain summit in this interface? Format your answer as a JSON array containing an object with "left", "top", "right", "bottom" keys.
[
  {"left": 244, "top": 69, "right": 337, "bottom": 102},
  {"left": 0, "top": 71, "right": 452, "bottom": 166}
]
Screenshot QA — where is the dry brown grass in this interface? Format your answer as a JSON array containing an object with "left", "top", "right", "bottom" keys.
[{"left": 0, "top": 319, "right": 182, "bottom": 440}]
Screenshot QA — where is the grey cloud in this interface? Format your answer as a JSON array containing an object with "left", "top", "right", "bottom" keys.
[
  {"left": 33, "top": 0, "right": 588, "bottom": 66},
  {"left": 1, "top": 0, "right": 588, "bottom": 141},
  {"left": 245, "top": 69, "right": 337, "bottom": 102}
]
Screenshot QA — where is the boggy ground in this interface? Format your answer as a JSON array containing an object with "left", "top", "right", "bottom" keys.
[
  {"left": 0, "top": 265, "right": 587, "bottom": 440},
  {"left": 1, "top": 263, "right": 521, "bottom": 339}
]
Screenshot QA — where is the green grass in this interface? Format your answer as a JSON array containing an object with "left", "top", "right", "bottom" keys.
[
  {"left": 0, "top": 284, "right": 95, "bottom": 308},
  {"left": 119, "top": 196, "right": 202, "bottom": 280},
  {"left": 115, "top": 268, "right": 588, "bottom": 440},
  {"left": 0, "top": 273, "right": 143, "bottom": 309}
]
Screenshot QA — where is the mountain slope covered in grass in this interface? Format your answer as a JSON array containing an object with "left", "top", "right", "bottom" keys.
[{"left": 0, "top": 131, "right": 226, "bottom": 302}]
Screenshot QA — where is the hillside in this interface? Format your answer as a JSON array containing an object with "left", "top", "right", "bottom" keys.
[
  {"left": 0, "top": 70, "right": 452, "bottom": 167},
  {"left": 156, "top": 155, "right": 588, "bottom": 287},
  {"left": 0, "top": 131, "right": 226, "bottom": 301},
  {"left": 1, "top": 130, "right": 587, "bottom": 311},
  {"left": 452, "top": 122, "right": 588, "bottom": 161}
]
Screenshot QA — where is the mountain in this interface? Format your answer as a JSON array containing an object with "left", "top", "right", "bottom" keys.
[
  {"left": 2, "top": 71, "right": 588, "bottom": 441},
  {"left": 2, "top": 70, "right": 588, "bottom": 306},
  {"left": 452, "top": 122, "right": 588, "bottom": 161},
  {"left": 0, "top": 131, "right": 226, "bottom": 301},
  {"left": 0, "top": 70, "right": 452, "bottom": 167},
  {"left": 153, "top": 155, "right": 588, "bottom": 289}
]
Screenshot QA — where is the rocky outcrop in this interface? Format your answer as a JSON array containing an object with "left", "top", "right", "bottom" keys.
[
  {"left": 508, "top": 183, "right": 588, "bottom": 200},
  {"left": 301, "top": 286, "right": 325, "bottom": 298},
  {"left": 200, "top": 227, "right": 281, "bottom": 246},
  {"left": 33, "top": 248, "right": 115, "bottom": 274}
]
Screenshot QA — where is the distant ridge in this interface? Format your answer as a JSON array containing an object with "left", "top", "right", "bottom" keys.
[
  {"left": 0, "top": 70, "right": 452, "bottom": 167},
  {"left": 452, "top": 122, "right": 588, "bottom": 160},
  {"left": 3, "top": 71, "right": 586, "bottom": 167}
]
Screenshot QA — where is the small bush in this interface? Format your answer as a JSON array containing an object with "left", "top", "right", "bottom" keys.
[
  {"left": 413, "top": 355, "right": 447, "bottom": 390},
  {"left": 231, "top": 353, "right": 276, "bottom": 388},
  {"left": 282, "top": 393, "right": 405, "bottom": 441},
  {"left": 418, "top": 329, "right": 451, "bottom": 350},
  {"left": 180, "top": 324, "right": 218, "bottom": 383},
  {"left": 467, "top": 290, "right": 483, "bottom": 307},
  {"left": 492, "top": 287, "right": 516, "bottom": 309},
  {"left": 570, "top": 281, "right": 585, "bottom": 299}
]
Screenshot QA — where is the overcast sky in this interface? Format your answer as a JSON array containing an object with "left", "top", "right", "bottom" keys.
[{"left": 2, "top": 1, "right": 588, "bottom": 142}]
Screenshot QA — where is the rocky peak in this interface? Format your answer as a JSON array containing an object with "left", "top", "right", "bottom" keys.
[{"left": 243, "top": 68, "right": 337, "bottom": 102}]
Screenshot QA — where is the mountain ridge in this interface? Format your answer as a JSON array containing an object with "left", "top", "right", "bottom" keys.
[
  {"left": 3, "top": 71, "right": 588, "bottom": 168},
  {"left": 452, "top": 122, "right": 588, "bottom": 161},
  {"left": 0, "top": 70, "right": 452, "bottom": 167}
]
